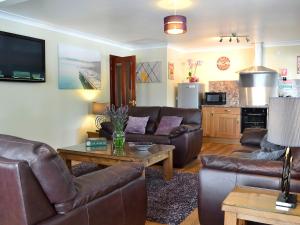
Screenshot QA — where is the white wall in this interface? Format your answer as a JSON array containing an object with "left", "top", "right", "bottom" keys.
[
  {"left": 264, "top": 45, "right": 300, "bottom": 79},
  {"left": 134, "top": 47, "right": 168, "bottom": 106},
  {"left": 0, "top": 18, "right": 130, "bottom": 148}
]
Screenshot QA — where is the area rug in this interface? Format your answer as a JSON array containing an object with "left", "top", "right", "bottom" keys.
[{"left": 72, "top": 163, "right": 198, "bottom": 225}]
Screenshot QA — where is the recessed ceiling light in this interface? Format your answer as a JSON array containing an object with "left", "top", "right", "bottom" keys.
[
  {"left": 158, "top": 0, "right": 192, "bottom": 10},
  {"left": 0, "top": 0, "right": 7, "bottom": 2}
]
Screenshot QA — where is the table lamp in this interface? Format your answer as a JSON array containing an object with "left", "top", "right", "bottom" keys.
[
  {"left": 92, "top": 102, "right": 109, "bottom": 130},
  {"left": 268, "top": 97, "right": 300, "bottom": 208}
]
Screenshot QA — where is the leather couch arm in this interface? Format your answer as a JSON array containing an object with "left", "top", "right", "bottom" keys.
[
  {"left": 170, "top": 124, "right": 201, "bottom": 138},
  {"left": 55, "top": 163, "right": 144, "bottom": 214},
  {"left": 201, "top": 154, "right": 288, "bottom": 178}
]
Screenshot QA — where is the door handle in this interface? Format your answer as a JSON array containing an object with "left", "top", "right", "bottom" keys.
[{"left": 129, "top": 99, "right": 136, "bottom": 106}]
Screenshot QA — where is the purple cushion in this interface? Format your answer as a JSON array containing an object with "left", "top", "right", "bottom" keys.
[
  {"left": 155, "top": 116, "right": 183, "bottom": 136},
  {"left": 125, "top": 116, "right": 149, "bottom": 134}
]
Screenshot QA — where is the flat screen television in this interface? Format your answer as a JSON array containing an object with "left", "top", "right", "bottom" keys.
[{"left": 0, "top": 31, "right": 45, "bottom": 82}]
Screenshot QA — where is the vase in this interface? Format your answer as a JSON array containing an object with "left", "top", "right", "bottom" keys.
[{"left": 112, "top": 130, "right": 125, "bottom": 154}]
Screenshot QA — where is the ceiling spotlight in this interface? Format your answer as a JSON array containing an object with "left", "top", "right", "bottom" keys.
[
  {"left": 237, "top": 38, "right": 240, "bottom": 43},
  {"left": 219, "top": 38, "right": 223, "bottom": 43},
  {"left": 229, "top": 37, "right": 232, "bottom": 42}
]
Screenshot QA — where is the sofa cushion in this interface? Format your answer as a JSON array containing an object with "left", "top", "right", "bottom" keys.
[
  {"left": 155, "top": 116, "right": 183, "bottom": 136},
  {"left": 0, "top": 134, "right": 77, "bottom": 207},
  {"left": 128, "top": 107, "right": 161, "bottom": 134},
  {"left": 101, "top": 121, "right": 114, "bottom": 134},
  {"left": 125, "top": 133, "right": 171, "bottom": 144},
  {"left": 125, "top": 116, "right": 149, "bottom": 134},
  {"left": 260, "top": 134, "right": 285, "bottom": 152},
  {"left": 240, "top": 128, "right": 268, "bottom": 147},
  {"left": 159, "top": 107, "right": 201, "bottom": 125}
]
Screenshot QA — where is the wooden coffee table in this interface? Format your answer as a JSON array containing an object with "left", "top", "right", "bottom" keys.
[
  {"left": 57, "top": 142, "right": 175, "bottom": 180},
  {"left": 222, "top": 186, "right": 300, "bottom": 225}
]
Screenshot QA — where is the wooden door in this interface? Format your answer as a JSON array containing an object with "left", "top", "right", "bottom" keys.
[
  {"left": 213, "top": 113, "right": 241, "bottom": 139},
  {"left": 202, "top": 107, "right": 213, "bottom": 137},
  {"left": 110, "top": 55, "right": 136, "bottom": 107}
]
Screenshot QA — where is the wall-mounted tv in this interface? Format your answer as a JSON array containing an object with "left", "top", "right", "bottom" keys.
[{"left": 0, "top": 31, "right": 45, "bottom": 82}]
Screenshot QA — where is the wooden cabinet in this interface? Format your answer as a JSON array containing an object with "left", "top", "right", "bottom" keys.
[{"left": 202, "top": 106, "right": 241, "bottom": 139}]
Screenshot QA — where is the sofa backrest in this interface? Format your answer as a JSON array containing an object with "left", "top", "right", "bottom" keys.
[
  {"left": 0, "top": 134, "right": 77, "bottom": 207},
  {"left": 128, "top": 106, "right": 161, "bottom": 133},
  {"left": 0, "top": 157, "right": 56, "bottom": 225},
  {"left": 159, "top": 107, "right": 202, "bottom": 125}
]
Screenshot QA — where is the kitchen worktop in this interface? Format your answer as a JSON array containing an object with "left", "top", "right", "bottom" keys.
[{"left": 202, "top": 104, "right": 269, "bottom": 108}]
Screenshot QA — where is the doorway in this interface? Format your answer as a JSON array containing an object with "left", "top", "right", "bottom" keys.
[{"left": 110, "top": 55, "right": 136, "bottom": 107}]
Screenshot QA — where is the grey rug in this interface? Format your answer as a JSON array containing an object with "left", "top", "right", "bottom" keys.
[{"left": 72, "top": 163, "right": 198, "bottom": 225}]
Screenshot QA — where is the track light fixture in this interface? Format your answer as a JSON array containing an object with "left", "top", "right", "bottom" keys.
[{"left": 219, "top": 33, "right": 250, "bottom": 43}]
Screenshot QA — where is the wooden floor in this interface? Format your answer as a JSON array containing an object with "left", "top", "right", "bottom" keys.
[{"left": 146, "top": 142, "right": 240, "bottom": 225}]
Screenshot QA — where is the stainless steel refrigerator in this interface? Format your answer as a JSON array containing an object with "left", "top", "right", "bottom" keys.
[{"left": 177, "top": 83, "right": 203, "bottom": 108}]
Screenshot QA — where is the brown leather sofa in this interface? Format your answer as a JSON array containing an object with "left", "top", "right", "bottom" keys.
[
  {"left": 0, "top": 134, "right": 147, "bottom": 225},
  {"left": 198, "top": 128, "right": 300, "bottom": 225},
  {"left": 100, "top": 106, "right": 203, "bottom": 168}
]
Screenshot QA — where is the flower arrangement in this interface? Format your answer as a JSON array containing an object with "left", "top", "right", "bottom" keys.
[
  {"left": 106, "top": 105, "right": 128, "bottom": 152},
  {"left": 106, "top": 105, "right": 128, "bottom": 132},
  {"left": 186, "top": 59, "right": 201, "bottom": 82}
]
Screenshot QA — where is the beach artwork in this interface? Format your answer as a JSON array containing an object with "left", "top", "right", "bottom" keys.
[
  {"left": 58, "top": 44, "right": 101, "bottom": 89},
  {"left": 136, "top": 61, "right": 162, "bottom": 83}
]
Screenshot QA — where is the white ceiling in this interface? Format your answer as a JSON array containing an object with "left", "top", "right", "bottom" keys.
[{"left": 1, "top": 0, "right": 300, "bottom": 50}]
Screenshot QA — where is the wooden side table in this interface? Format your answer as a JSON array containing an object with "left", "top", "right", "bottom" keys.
[
  {"left": 222, "top": 186, "right": 300, "bottom": 225},
  {"left": 87, "top": 131, "right": 99, "bottom": 138}
]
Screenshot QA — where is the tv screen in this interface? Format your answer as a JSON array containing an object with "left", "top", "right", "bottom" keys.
[{"left": 0, "top": 31, "right": 45, "bottom": 82}]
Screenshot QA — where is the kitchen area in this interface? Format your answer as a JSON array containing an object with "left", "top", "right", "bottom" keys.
[{"left": 176, "top": 43, "right": 297, "bottom": 143}]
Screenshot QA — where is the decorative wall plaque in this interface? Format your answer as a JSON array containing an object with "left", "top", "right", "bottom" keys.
[{"left": 217, "top": 56, "right": 230, "bottom": 71}]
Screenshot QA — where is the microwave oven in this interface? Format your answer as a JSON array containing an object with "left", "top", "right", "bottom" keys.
[{"left": 205, "top": 92, "right": 226, "bottom": 105}]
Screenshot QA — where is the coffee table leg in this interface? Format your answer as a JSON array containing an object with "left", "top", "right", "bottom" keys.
[
  {"left": 64, "top": 159, "right": 72, "bottom": 172},
  {"left": 163, "top": 151, "right": 173, "bottom": 181},
  {"left": 224, "top": 212, "right": 240, "bottom": 225}
]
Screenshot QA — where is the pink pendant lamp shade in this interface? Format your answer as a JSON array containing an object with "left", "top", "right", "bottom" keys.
[{"left": 164, "top": 15, "right": 187, "bottom": 35}]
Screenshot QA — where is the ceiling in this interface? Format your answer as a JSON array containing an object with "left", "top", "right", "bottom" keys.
[{"left": 1, "top": 0, "right": 300, "bottom": 51}]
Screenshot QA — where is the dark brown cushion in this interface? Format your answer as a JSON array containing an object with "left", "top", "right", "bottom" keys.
[
  {"left": 101, "top": 121, "right": 114, "bottom": 134},
  {"left": 0, "top": 134, "right": 77, "bottom": 207},
  {"left": 159, "top": 107, "right": 201, "bottom": 125},
  {"left": 240, "top": 128, "right": 267, "bottom": 147}
]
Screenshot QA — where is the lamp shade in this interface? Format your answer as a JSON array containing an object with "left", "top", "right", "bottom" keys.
[
  {"left": 92, "top": 102, "right": 108, "bottom": 115},
  {"left": 164, "top": 15, "right": 187, "bottom": 35},
  {"left": 267, "top": 97, "right": 300, "bottom": 147}
]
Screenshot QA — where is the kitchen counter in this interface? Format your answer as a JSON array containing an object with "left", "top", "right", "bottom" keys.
[{"left": 202, "top": 104, "right": 268, "bottom": 108}]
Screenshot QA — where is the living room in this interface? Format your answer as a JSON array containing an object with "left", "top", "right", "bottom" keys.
[{"left": 1, "top": 0, "right": 300, "bottom": 225}]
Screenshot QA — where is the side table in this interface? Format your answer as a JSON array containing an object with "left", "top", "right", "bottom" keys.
[
  {"left": 87, "top": 131, "right": 99, "bottom": 138},
  {"left": 222, "top": 186, "right": 300, "bottom": 225}
]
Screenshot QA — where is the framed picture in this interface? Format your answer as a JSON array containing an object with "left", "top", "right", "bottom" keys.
[
  {"left": 136, "top": 61, "right": 162, "bottom": 83},
  {"left": 168, "top": 62, "right": 174, "bottom": 80},
  {"left": 297, "top": 56, "right": 300, "bottom": 74},
  {"left": 58, "top": 44, "right": 101, "bottom": 89}
]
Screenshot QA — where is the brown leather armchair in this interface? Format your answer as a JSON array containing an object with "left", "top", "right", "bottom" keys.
[
  {"left": 0, "top": 134, "right": 147, "bottom": 225},
  {"left": 198, "top": 128, "right": 300, "bottom": 225}
]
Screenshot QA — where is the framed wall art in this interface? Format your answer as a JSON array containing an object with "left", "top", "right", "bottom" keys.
[
  {"left": 168, "top": 62, "right": 174, "bottom": 80},
  {"left": 136, "top": 61, "right": 162, "bottom": 83},
  {"left": 58, "top": 44, "right": 101, "bottom": 89}
]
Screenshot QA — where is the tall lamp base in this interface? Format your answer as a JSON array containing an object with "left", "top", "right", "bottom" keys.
[{"left": 276, "top": 192, "right": 297, "bottom": 209}]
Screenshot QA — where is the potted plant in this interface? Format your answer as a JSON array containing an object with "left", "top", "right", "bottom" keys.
[{"left": 106, "top": 105, "right": 128, "bottom": 154}]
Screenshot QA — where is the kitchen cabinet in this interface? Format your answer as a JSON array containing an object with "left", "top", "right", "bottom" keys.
[{"left": 202, "top": 106, "right": 241, "bottom": 139}]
